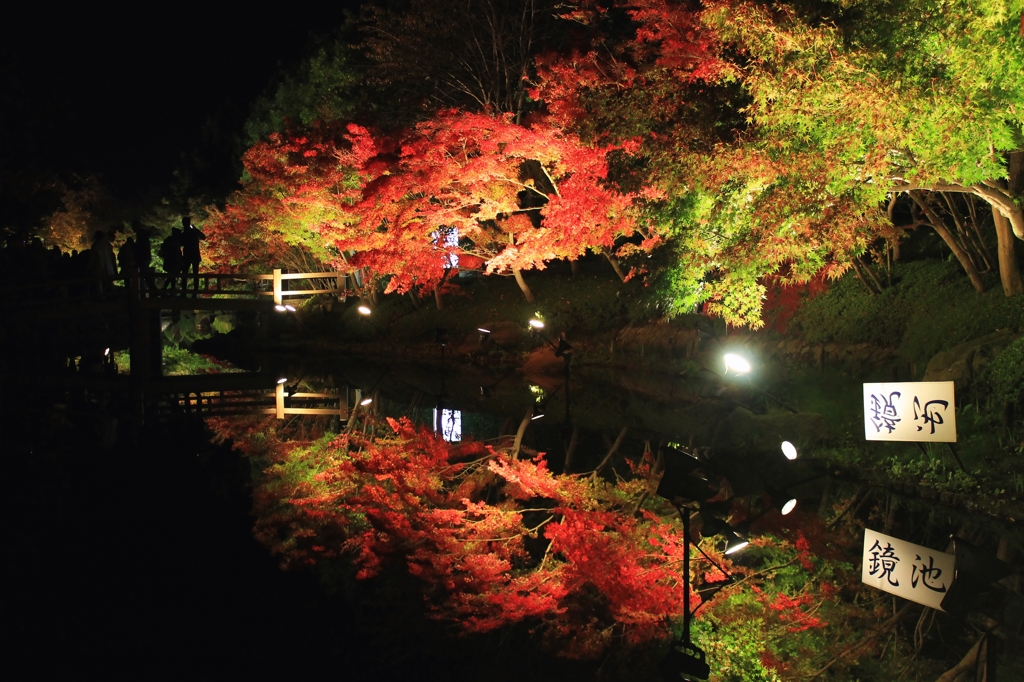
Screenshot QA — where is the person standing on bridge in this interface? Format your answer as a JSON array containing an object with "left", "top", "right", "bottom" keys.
[
  {"left": 181, "top": 216, "right": 205, "bottom": 296},
  {"left": 158, "top": 228, "right": 183, "bottom": 293},
  {"left": 89, "top": 230, "right": 117, "bottom": 294},
  {"left": 132, "top": 220, "right": 156, "bottom": 290}
]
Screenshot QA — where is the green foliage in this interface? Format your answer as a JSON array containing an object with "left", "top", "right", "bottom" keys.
[
  {"left": 691, "top": 609, "right": 782, "bottom": 682},
  {"left": 162, "top": 346, "right": 239, "bottom": 376},
  {"left": 244, "top": 38, "right": 361, "bottom": 145},
  {"left": 112, "top": 350, "right": 131, "bottom": 374},
  {"left": 986, "top": 336, "right": 1024, "bottom": 405},
  {"left": 792, "top": 260, "right": 1024, "bottom": 366}
]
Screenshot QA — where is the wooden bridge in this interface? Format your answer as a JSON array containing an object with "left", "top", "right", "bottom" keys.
[
  {"left": 3, "top": 268, "right": 362, "bottom": 423},
  {"left": 3, "top": 268, "right": 355, "bottom": 314},
  {"left": 153, "top": 375, "right": 359, "bottom": 420}
]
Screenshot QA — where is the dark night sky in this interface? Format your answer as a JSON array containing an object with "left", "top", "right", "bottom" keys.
[{"left": 0, "top": 2, "right": 361, "bottom": 202}]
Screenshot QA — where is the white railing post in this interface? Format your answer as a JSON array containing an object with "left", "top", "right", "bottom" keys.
[{"left": 273, "top": 268, "right": 283, "bottom": 305}]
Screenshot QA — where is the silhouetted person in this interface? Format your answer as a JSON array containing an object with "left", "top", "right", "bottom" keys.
[
  {"left": 132, "top": 221, "right": 155, "bottom": 289},
  {"left": 118, "top": 237, "right": 138, "bottom": 279},
  {"left": 159, "top": 228, "right": 183, "bottom": 292},
  {"left": 180, "top": 216, "right": 206, "bottom": 295},
  {"left": 89, "top": 230, "right": 117, "bottom": 293}
]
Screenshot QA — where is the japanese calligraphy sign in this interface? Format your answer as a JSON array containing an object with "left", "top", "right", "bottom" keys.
[
  {"left": 862, "top": 529, "right": 955, "bottom": 610},
  {"left": 863, "top": 381, "right": 957, "bottom": 442}
]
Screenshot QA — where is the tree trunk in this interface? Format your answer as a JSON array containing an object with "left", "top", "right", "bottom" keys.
[
  {"left": 591, "top": 426, "right": 629, "bottom": 479},
  {"left": 563, "top": 426, "right": 579, "bottom": 473},
  {"left": 992, "top": 207, "right": 1024, "bottom": 296},
  {"left": 513, "top": 268, "right": 535, "bottom": 302},
  {"left": 434, "top": 282, "right": 444, "bottom": 310},
  {"left": 908, "top": 191, "right": 986, "bottom": 292},
  {"left": 511, "top": 406, "right": 534, "bottom": 459},
  {"left": 935, "top": 635, "right": 987, "bottom": 682},
  {"left": 860, "top": 255, "right": 886, "bottom": 292},
  {"left": 570, "top": 258, "right": 579, "bottom": 277},
  {"left": 1009, "top": 150, "right": 1024, "bottom": 239},
  {"left": 849, "top": 257, "right": 878, "bottom": 296},
  {"left": 602, "top": 248, "right": 627, "bottom": 282}
]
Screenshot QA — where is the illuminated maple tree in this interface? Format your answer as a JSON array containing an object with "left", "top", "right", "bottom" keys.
[{"left": 205, "top": 110, "right": 650, "bottom": 301}]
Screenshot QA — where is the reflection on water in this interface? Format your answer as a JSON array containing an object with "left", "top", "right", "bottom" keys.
[{"left": 8, "top": 341, "right": 1023, "bottom": 680}]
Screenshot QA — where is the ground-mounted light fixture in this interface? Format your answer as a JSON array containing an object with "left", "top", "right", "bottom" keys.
[
  {"left": 359, "top": 397, "right": 373, "bottom": 406},
  {"left": 781, "top": 441, "right": 798, "bottom": 460},
  {"left": 940, "top": 536, "right": 1013, "bottom": 618},
  {"left": 528, "top": 318, "right": 545, "bottom": 330},
  {"left": 357, "top": 305, "right": 372, "bottom": 316},
  {"left": 477, "top": 327, "right": 491, "bottom": 344},
  {"left": 724, "top": 531, "right": 750, "bottom": 555},
  {"left": 531, "top": 405, "right": 545, "bottom": 420},
  {"left": 723, "top": 352, "right": 752, "bottom": 375},
  {"left": 765, "top": 484, "right": 798, "bottom": 516},
  {"left": 699, "top": 514, "right": 750, "bottom": 556},
  {"left": 277, "top": 377, "right": 288, "bottom": 385}
]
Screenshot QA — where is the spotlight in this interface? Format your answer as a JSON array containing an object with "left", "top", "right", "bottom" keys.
[
  {"left": 723, "top": 353, "right": 751, "bottom": 374},
  {"left": 275, "top": 304, "right": 287, "bottom": 312},
  {"left": 284, "top": 304, "right": 296, "bottom": 312},
  {"left": 781, "top": 441, "right": 798, "bottom": 460},
  {"left": 360, "top": 397, "right": 373, "bottom": 406},
  {"left": 780, "top": 498, "right": 797, "bottom": 515},
  {"left": 655, "top": 448, "right": 705, "bottom": 502},
  {"left": 357, "top": 305, "right": 372, "bottom": 315},
  {"left": 724, "top": 531, "right": 749, "bottom": 555},
  {"left": 104, "top": 348, "right": 110, "bottom": 356},
  {"left": 529, "top": 318, "right": 545, "bottom": 329},
  {"left": 531, "top": 405, "right": 545, "bottom": 420},
  {"left": 554, "top": 337, "right": 573, "bottom": 358},
  {"left": 277, "top": 378, "right": 288, "bottom": 384},
  {"left": 477, "top": 327, "right": 491, "bottom": 344}
]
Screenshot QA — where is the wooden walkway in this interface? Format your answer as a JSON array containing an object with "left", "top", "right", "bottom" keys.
[
  {"left": 3, "top": 268, "right": 361, "bottom": 422},
  {"left": 157, "top": 378, "right": 353, "bottom": 419},
  {"left": 40, "top": 372, "right": 359, "bottom": 421},
  {"left": 3, "top": 268, "right": 354, "bottom": 314}
]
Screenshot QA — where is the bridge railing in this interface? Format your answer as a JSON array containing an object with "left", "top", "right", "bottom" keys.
[{"left": 2, "top": 268, "right": 355, "bottom": 312}]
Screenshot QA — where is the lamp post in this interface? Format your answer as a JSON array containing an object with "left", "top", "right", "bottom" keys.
[{"left": 529, "top": 317, "right": 573, "bottom": 364}]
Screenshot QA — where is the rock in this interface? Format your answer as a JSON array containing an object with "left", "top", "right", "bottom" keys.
[
  {"left": 713, "top": 407, "right": 830, "bottom": 455},
  {"left": 479, "top": 320, "right": 526, "bottom": 348},
  {"left": 923, "top": 330, "right": 1020, "bottom": 388}
]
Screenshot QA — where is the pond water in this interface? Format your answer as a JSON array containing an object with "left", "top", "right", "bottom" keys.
[{"left": 7, "top": 344, "right": 1022, "bottom": 681}]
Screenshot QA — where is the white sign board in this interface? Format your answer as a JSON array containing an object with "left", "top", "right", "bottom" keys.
[
  {"left": 863, "top": 381, "right": 956, "bottom": 442},
  {"left": 862, "top": 529, "right": 954, "bottom": 610},
  {"left": 433, "top": 408, "right": 462, "bottom": 442}
]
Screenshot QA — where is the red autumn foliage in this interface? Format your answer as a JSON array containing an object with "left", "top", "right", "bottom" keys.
[
  {"left": 211, "top": 415, "right": 718, "bottom": 659},
  {"left": 203, "top": 109, "right": 652, "bottom": 297},
  {"left": 760, "top": 271, "right": 830, "bottom": 333}
]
